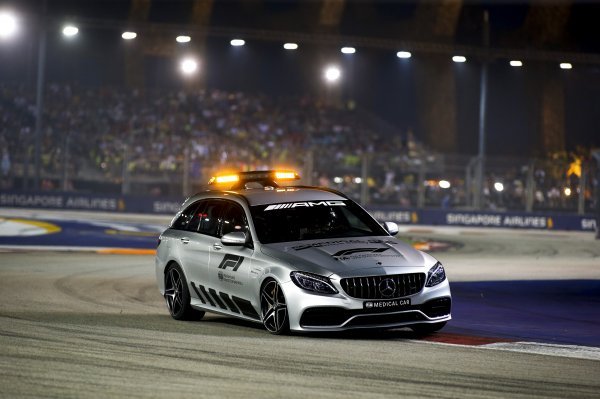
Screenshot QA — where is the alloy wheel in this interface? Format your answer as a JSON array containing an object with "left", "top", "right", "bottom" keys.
[{"left": 260, "top": 279, "right": 288, "bottom": 334}]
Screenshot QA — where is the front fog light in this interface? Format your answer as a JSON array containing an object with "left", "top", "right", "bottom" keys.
[
  {"left": 290, "top": 271, "right": 338, "bottom": 294},
  {"left": 426, "top": 262, "right": 446, "bottom": 287}
]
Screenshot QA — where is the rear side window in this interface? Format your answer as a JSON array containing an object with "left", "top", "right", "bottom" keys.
[
  {"left": 171, "top": 201, "right": 203, "bottom": 231},
  {"left": 198, "top": 200, "right": 228, "bottom": 237}
]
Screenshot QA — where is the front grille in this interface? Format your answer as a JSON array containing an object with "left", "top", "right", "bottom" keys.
[
  {"left": 299, "top": 306, "right": 427, "bottom": 328},
  {"left": 345, "top": 312, "right": 426, "bottom": 327},
  {"left": 340, "top": 273, "right": 426, "bottom": 299}
]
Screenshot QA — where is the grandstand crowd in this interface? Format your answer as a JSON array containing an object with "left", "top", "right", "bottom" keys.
[{"left": 0, "top": 83, "right": 594, "bottom": 212}]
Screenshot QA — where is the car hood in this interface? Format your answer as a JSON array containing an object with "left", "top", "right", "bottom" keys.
[{"left": 260, "top": 236, "right": 435, "bottom": 277}]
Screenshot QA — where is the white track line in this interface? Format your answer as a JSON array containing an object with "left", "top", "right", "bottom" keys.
[{"left": 483, "top": 342, "right": 600, "bottom": 361}]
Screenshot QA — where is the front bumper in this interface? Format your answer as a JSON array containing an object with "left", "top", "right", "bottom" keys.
[{"left": 282, "top": 278, "right": 452, "bottom": 332}]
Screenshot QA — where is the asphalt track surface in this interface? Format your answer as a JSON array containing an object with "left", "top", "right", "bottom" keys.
[{"left": 1, "top": 211, "right": 600, "bottom": 398}]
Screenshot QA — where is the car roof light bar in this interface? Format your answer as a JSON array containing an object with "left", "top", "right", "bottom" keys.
[{"left": 208, "top": 170, "right": 300, "bottom": 188}]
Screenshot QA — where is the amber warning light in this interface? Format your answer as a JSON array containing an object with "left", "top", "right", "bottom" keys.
[
  {"left": 209, "top": 174, "right": 240, "bottom": 184},
  {"left": 208, "top": 170, "right": 299, "bottom": 186}
]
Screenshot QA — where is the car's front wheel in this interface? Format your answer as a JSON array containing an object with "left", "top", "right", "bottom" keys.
[
  {"left": 164, "top": 263, "right": 205, "bottom": 321},
  {"left": 260, "top": 278, "right": 289, "bottom": 334},
  {"left": 411, "top": 321, "right": 446, "bottom": 335}
]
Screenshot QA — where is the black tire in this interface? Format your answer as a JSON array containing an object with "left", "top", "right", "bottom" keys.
[
  {"left": 411, "top": 321, "right": 447, "bottom": 335},
  {"left": 260, "top": 278, "right": 289, "bottom": 335},
  {"left": 164, "top": 263, "right": 205, "bottom": 321}
]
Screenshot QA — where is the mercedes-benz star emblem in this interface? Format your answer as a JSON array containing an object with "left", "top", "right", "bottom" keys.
[{"left": 379, "top": 278, "right": 396, "bottom": 298}]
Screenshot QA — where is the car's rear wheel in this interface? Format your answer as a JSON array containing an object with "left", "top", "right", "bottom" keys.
[
  {"left": 164, "top": 263, "right": 204, "bottom": 321},
  {"left": 260, "top": 279, "right": 289, "bottom": 334},
  {"left": 411, "top": 321, "right": 446, "bottom": 334}
]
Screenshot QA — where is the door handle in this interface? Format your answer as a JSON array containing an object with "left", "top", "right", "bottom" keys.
[
  {"left": 180, "top": 237, "right": 190, "bottom": 244},
  {"left": 213, "top": 243, "right": 222, "bottom": 250}
]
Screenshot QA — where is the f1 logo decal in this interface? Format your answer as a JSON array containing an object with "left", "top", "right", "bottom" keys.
[{"left": 217, "top": 254, "right": 244, "bottom": 271}]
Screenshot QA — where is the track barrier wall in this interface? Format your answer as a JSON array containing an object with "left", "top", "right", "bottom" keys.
[{"left": 1, "top": 190, "right": 596, "bottom": 232}]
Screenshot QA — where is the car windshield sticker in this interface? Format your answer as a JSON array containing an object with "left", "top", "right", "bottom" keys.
[
  {"left": 264, "top": 201, "right": 346, "bottom": 211},
  {"left": 332, "top": 248, "right": 390, "bottom": 258},
  {"left": 292, "top": 239, "right": 396, "bottom": 251}
]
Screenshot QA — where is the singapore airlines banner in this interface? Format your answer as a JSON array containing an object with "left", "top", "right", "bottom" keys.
[{"left": 0, "top": 191, "right": 596, "bottom": 232}]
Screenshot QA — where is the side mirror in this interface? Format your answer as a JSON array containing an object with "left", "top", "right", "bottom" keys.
[
  {"left": 383, "top": 222, "right": 399, "bottom": 236},
  {"left": 221, "top": 231, "right": 247, "bottom": 246}
]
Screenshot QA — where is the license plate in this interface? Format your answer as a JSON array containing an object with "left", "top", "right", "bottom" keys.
[{"left": 363, "top": 298, "right": 411, "bottom": 311}]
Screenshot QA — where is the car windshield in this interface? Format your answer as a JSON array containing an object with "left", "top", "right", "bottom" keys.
[{"left": 250, "top": 200, "right": 387, "bottom": 244}]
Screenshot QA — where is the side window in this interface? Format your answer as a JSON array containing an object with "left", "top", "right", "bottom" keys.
[
  {"left": 198, "top": 200, "right": 228, "bottom": 237},
  {"left": 187, "top": 201, "right": 207, "bottom": 232},
  {"left": 171, "top": 201, "right": 202, "bottom": 231},
  {"left": 221, "top": 204, "right": 249, "bottom": 237}
]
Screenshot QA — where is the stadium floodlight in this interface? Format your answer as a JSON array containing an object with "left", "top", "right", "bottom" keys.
[
  {"left": 494, "top": 182, "right": 504, "bottom": 192},
  {"left": 230, "top": 39, "right": 245, "bottom": 46},
  {"left": 396, "top": 51, "right": 412, "bottom": 59},
  {"left": 564, "top": 187, "right": 572, "bottom": 196},
  {"left": 452, "top": 55, "right": 467, "bottom": 63},
  {"left": 62, "top": 25, "right": 79, "bottom": 38},
  {"left": 0, "top": 10, "right": 18, "bottom": 39},
  {"left": 122, "top": 31, "right": 137, "bottom": 40},
  {"left": 341, "top": 47, "right": 356, "bottom": 54},
  {"left": 176, "top": 35, "right": 191, "bottom": 43},
  {"left": 324, "top": 65, "right": 341, "bottom": 83},
  {"left": 560, "top": 62, "right": 572, "bottom": 70},
  {"left": 509, "top": 60, "right": 523, "bottom": 67},
  {"left": 333, "top": 177, "right": 343, "bottom": 184},
  {"left": 180, "top": 57, "right": 198, "bottom": 75},
  {"left": 283, "top": 42, "right": 298, "bottom": 50},
  {"left": 354, "top": 177, "right": 362, "bottom": 184},
  {"left": 439, "top": 180, "right": 451, "bottom": 189}
]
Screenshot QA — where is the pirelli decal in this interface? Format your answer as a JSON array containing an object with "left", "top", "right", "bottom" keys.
[
  {"left": 190, "top": 281, "right": 259, "bottom": 320},
  {"left": 264, "top": 201, "right": 346, "bottom": 211}
]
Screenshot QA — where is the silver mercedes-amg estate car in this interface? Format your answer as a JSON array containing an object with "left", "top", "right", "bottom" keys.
[{"left": 156, "top": 170, "right": 451, "bottom": 334}]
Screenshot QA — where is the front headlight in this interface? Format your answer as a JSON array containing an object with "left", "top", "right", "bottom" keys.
[
  {"left": 290, "top": 271, "right": 338, "bottom": 295},
  {"left": 425, "top": 262, "right": 446, "bottom": 287}
]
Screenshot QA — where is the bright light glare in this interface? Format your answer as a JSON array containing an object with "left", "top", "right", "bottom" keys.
[
  {"left": 560, "top": 63, "right": 572, "bottom": 70},
  {"left": 176, "top": 35, "right": 191, "bottom": 43},
  {"left": 180, "top": 58, "right": 198, "bottom": 75},
  {"left": 564, "top": 187, "right": 572, "bottom": 196},
  {"left": 396, "top": 51, "right": 412, "bottom": 59},
  {"left": 333, "top": 177, "right": 343, "bottom": 184},
  {"left": 122, "top": 31, "right": 137, "bottom": 40},
  {"left": 0, "top": 11, "right": 18, "bottom": 39},
  {"left": 274, "top": 171, "right": 297, "bottom": 180},
  {"left": 212, "top": 174, "right": 239, "bottom": 184},
  {"left": 354, "top": 177, "right": 362, "bottom": 184},
  {"left": 452, "top": 55, "right": 467, "bottom": 63},
  {"left": 341, "top": 47, "right": 356, "bottom": 54},
  {"left": 510, "top": 60, "right": 523, "bottom": 67},
  {"left": 62, "top": 25, "right": 79, "bottom": 37},
  {"left": 230, "top": 39, "right": 245, "bottom": 46},
  {"left": 494, "top": 182, "right": 504, "bottom": 192},
  {"left": 439, "top": 180, "right": 451, "bottom": 189},
  {"left": 324, "top": 66, "right": 341, "bottom": 83},
  {"left": 283, "top": 42, "right": 298, "bottom": 50}
]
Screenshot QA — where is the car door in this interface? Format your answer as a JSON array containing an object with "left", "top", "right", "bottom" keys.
[
  {"left": 171, "top": 200, "right": 210, "bottom": 298},
  {"left": 182, "top": 199, "right": 229, "bottom": 307},
  {"left": 208, "top": 201, "right": 254, "bottom": 312}
]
